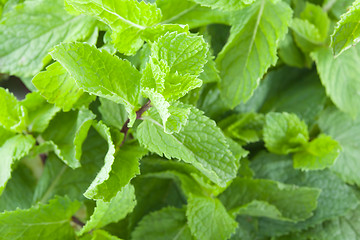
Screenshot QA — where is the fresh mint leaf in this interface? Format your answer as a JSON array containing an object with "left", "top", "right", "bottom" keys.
[
  {"left": 51, "top": 43, "right": 141, "bottom": 126},
  {"left": 132, "top": 207, "right": 193, "bottom": 240},
  {"left": 263, "top": 112, "right": 309, "bottom": 155},
  {"left": 0, "top": 0, "right": 97, "bottom": 77},
  {"left": 188, "top": 0, "right": 255, "bottom": 11},
  {"left": 137, "top": 105, "right": 238, "bottom": 187},
  {"left": 80, "top": 184, "right": 136, "bottom": 235},
  {"left": 217, "top": 0, "right": 292, "bottom": 108},
  {"left": 186, "top": 194, "right": 237, "bottom": 240},
  {"left": 98, "top": 98, "right": 128, "bottom": 130},
  {"left": 65, "top": 0, "right": 162, "bottom": 55},
  {"left": 331, "top": 0, "right": 360, "bottom": 57},
  {"left": 0, "top": 196, "right": 80, "bottom": 240}
]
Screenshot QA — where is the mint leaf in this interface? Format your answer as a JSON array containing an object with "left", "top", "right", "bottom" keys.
[
  {"left": 0, "top": 88, "right": 27, "bottom": 133},
  {"left": 80, "top": 184, "right": 136, "bottom": 235},
  {"left": 263, "top": 112, "right": 309, "bottom": 155},
  {"left": 188, "top": 0, "right": 255, "bottom": 11},
  {"left": 98, "top": 98, "right": 128, "bottom": 130},
  {"left": 219, "top": 178, "right": 320, "bottom": 222},
  {"left": 312, "top": 45, "right": 360, "bottom": 117},
  {"left": 21, "top": 92, "right": 60, "bottom": 133},
  {"left": 132, "top": 207, "right": 193, "bottom": 240},
  {"left": 32, "top": 62, "right": 94, "bottom": 112},
  {"left": 186, "top": 195, "right": 237, "bottom": 240},
  {"left": 138, "top": 105, "right": 238, "bottom": 187},
  {"left": 65, "top": 0, "right": 162, "bottom": 55},
  {"left": 0, "top": 196, "right": 80, "bottom": 239},
  {"left": 293, "top": 134, "right": 341, "bottom": 171},
  {"left": 82, "top": 229, "right": 122, "bottom": 240},
  {"left": 217, "top": 0, "right": 292, "bottom": 108},
  {"left": 51, "top": 43, "right": 141, "bottom": 126},
  {"left": 318, "top": 107, "right": 360, "bottom": 186},
  {"left": 0, "top": 0, "right": 96, "bottom": 77},
  {"left": 0, "top": 134, "right": 35, "bottom": 195},
  {"left": 331, "top": 0, "right": 360, "bottom": 57},
  {"left": 42, "top": 109, "right": 95, "bottom": 168}
]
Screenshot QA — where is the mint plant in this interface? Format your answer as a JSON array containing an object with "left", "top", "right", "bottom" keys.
[{"left": 0, "top": 0, "right": 360, "bottom": 239}]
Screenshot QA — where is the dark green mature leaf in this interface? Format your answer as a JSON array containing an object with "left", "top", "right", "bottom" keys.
[
  {"left": 132, "top": 207, "right": 193, "bottom": 240},
  {"left": 0, "top": 134, "right": 35, "bottom": 195},
  {"left": 0, "top": 196, "right": 80, "bottom": 240},
  {"left": 51, "top": 43, "right": 141, "bottom": 126},
  {"left": 0, "top": 0, "right": 96, "bottom": 77},
  {"left": 42, "top": 109, "right": 95, "bottom": 168},
  {"left": 331, "top": 0, "right": 360, "bottom": 56},
  {"left": 263, "top": 112, "right": 309, "bottom": 155},
  {"left": 251, "top": 152, "right": 359, "bottom": 236},
  {"left": 219, "top": 178, "right": 320, "bottom": 222},
  {"left": 65, "top": 0, "right": 162, "bottom": 55},
  {"left": 318, "top": 107, "right": 360, "bottom": 186},
  {"left": 186, "top": 195, "right": 237, "bottom": 240},
  {"left": 217, "top": 0, "right": 292, "bottom": 108},
  {"left": 80, "top": 184, "right": 136, "bottom": 235},
  {"left": 138, "top": 105, "right": 238, "bottom": 187}
]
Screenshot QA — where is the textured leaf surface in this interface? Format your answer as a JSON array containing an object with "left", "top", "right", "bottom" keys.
[
  {"left": 0, "top": 0, "right": 96, "bottom": 77},
  {"left": 42, "top": 109, "right": 95, "bottom": 168},
  {"left": 189, "top": 0, "right": 255, "bottom": 11},
  {"left": 251, "top": 153, "right": 359, "bottom": 236},
  {"left": 132, "top": 207, "right": 193, "bottom": 240},
  {"left": 80, "top": 184, "right": 136, "bottom": 235},
  {"left": 312, "top": 45, "right": 360, "bottom": 117},
  {"left": 0, "top": 88, "right": 27, "bottom": 133},
  {"left": 21, "top": 92, "right": 60, "bottom": 133},
  {"left": 263, "top": 112, "right": 309, "bottom": 155},
  {"left": 98, "top": 98, "right": 128, "bottom": 130},
  {"left": 0, "top": 134, "right": 35, "bottom": 195},
  {"left": 217, "top": 0, "right": 292, "bottom": 108},
  {"left": 293, "top": 134, "right": 341, "bottom": 170},
  {"left": 319, "top": 107, "right": 360, "bottom": 185},
  {"left": 65, "top": 0, "right": 162, "bottom": 55},
  {"left": 331, "top": 0, "right": 360, "bottom": 56},
  {"left": 85, "top": 138, "right": 147, "bottom": 201},
  {"left": 138, "top": 105, "right": 238, "bottom": 187},
  {"left": 186, "top": 195, "right": 237, "bottom": 240},
  {"left": 51, "top": 43, "right": 141, "bottom": 126},
  {"left": 0, "top": 196, "right": 80, "bottom": 240},
  {"left": 219, "top": 178, "right": 320, "bottom": 222},
  {"left": 32, "top": 62, "right": 93, "bottom": 112}
]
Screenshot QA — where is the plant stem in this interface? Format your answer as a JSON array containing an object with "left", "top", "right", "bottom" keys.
[{"left": 71, "top": 216, "right": 85, "bottom": 227}]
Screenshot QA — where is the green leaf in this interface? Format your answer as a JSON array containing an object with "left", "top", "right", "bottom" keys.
[
  {"left": 0, "top": 164, "right": 36, "bottom": 212},
  {"left": 20, "top": 92, "right": 60, "bottom": 133},
  {"left": 0, "top": 134, "right": 35, "bottom": 195},
  {"left": 311, "top": 45, "right": 360, "bottom": 117},
  {"left": 0, "top": 88, "right": 27, "bottom": 133},
  {"left": 0, "top": 0, "right": 97, "bottom": 77},
  {"left": 98, "top": 98, "right": 128, "bottom": 130},
  {"left": 251, "top": 152, "right": 359, "bottom": 236},
  {"left": 51, "top": 43, "right": 141, "bottom": 126},
  {"left": 33, "top": 128, "right": 111, "bottom": 203},
  {"left": 263, "top": 112, "right": 309, "bottom": 155},
  {"left": 291, "top": 3, "right": 330, "bottom": 52},
  {"left": 65, "top": 0, "right": 162, "bottom": 55},
  {"left": 188, "top": 0, "right": 255, "bottom": 11},
  {"left": 186, "top": 195, "right": 237, "bottom": 240},
  {"left": 293, "top": 134, "right": 341, "bottom": 171},
  {"left": 137, "top": 105, "right": 238, "bottom": 187},
  {"left": 132, "top": 207, "right": 193, "bottom": 240},
  {"left": 80, "top": 184, "right": 136, "bottom": 235},
  {"left": 219, "top": 178, "right": 320, "bottom": 222},
  {"left": 278, "top": 32, "right": 310, "bottom": 68},
  {"left": 42, "top": 109, "right": 95, "bottom": 168},
  {"left": 0, "top": 196, "right": 80, "bottom": 240},
  {"left": 32, "top": 62, "right": 94, "bottom": 112},
  {"left": 85, "top": 132, "right": 147, "bottom": 201},
  {"left": 331, "top": 0, "right": 360, "bottom": 57},
  {"left": 318, "top": 107, "right": 360, "bottom": 186},
  {"left": 216, "top": 0, "right": 292, "bottom": 108}
]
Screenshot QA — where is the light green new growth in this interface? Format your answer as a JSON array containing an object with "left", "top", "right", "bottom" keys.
[
  {"left": 51, "top": 42, "right": 141, "bottom": 126},
  {"left": 331, "top": 0, "right": 360, "bottom": 57},
  {"left": 189, "top": 0, "right": 255, "bottom": 11},
  {"left": 217, "top": 0, "right": 292, "bottom": 108}
]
